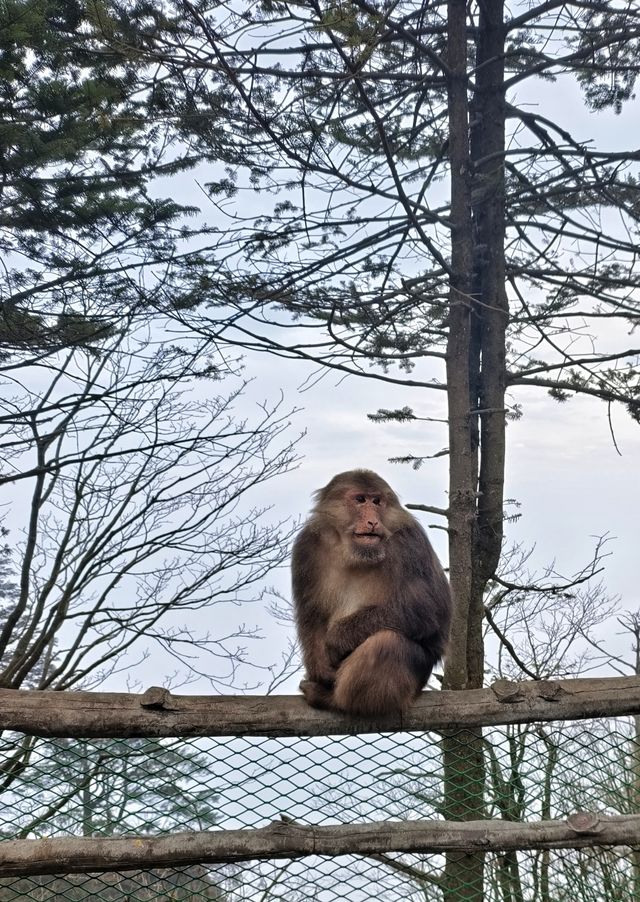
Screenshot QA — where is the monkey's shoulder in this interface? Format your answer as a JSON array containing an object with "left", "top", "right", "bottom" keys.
[
  {"left": 389, "top": 522, "right": 438, "bottom": 561},
  {"left": 291, "top": 522, "right": 336, "bottom": 608}
]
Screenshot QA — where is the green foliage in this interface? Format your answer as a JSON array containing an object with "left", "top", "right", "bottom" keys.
[
  {"left": 0, "top": 305, "right": 115, "bottom": 358},
  {"left": 2, "top": 0, "right": 639, "bottom": 417},
  {"left": 0, "top": 0, "right": 247, "bottom": 358},
  {"left": 0, "top": 734, "right": 228, "bottom": 897},
  {"left": 137, "top": 0, "right": 640, "bottom": 422},
  {"left": 572, "top": 7, "right": 640, "bottom": 113},
  {"left": 368, "top": 406, "right": 417, "bottom": 423}
]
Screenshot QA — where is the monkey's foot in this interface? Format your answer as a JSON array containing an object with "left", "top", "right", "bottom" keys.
[{"left": 299, "top": 679, "right": 334, "bottom": 710}]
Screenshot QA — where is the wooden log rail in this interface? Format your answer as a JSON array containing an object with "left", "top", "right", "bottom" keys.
[
  {"left": 1, "top": 676, "right": 640, "bottom": 737},
  {"left": 0, "top": 813, "right": 638, "bottom": 877}
]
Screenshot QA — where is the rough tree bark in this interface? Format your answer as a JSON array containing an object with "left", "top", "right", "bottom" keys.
[
  {"left": 444, "top": 1, "right": 507, "bottom": 899},
  {"left": 1, "top": 677, "right": 639, "bottom": 737}
]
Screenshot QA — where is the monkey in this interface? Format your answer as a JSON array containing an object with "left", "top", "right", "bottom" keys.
[{"left": 292, "top": 469, "right": 452, "bottom": 717}]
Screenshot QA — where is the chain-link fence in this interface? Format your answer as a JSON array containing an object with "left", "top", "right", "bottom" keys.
[{"left": 0, "top": 714, "right": 638, "bottom": 900}]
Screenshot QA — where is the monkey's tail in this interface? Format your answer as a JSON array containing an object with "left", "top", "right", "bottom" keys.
[{"left": 332, "top": 629, "right": 436, "bottom": 717}]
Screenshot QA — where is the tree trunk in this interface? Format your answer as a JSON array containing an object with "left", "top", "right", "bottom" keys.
[
  {"left": 444, "top": 0, "right": 481, "bottom": 898},
  {"left": 632, "top": 713, "right": 640, "bottom": 901},
  {"left": 444, "top": 0, "right": 507, "bottom": 898}
]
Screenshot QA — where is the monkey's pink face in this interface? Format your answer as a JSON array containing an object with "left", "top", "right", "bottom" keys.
[{"left": 344, "top": 491, "right": 391, "bottom": 563}]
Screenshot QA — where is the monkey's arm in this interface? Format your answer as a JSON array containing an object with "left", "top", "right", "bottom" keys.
[
  {"left": 291, "top": 527, "right": 338, "bottom": 686},
  {"left": 326, "top": 606, "right": 395, "bottom": 666},
  {"left": 301, "top": 626, "right": 337, "bottom": 687},
  {"left": 326, "top": 593, "right": 447, "bottom": 668}
]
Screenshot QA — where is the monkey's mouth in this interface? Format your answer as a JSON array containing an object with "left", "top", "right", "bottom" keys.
[{"left": 353, "top": 532, "right": 382, "bottom": 544}]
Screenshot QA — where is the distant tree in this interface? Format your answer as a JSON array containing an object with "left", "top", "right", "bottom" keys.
[
  {"left": 3, "top": 735, "right": 221, "bottom": 838},
  {"left": 0, "top": 867, "right": 226, "bottom": 900},
  {"left": 0, "top": 324, "right": 299, "bottom": 694},
  {"left": 0, "top": 324, "right": 298, "bottom": 898}
]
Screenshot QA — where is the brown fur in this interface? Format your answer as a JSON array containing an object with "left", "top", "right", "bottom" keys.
[{"left": 292, "top": 469, "right": 452, "bottom": 717}]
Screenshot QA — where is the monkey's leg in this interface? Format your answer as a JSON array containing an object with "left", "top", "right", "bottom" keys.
[{"left": 332, "top": 631, "right": 434, "bottom": 717}]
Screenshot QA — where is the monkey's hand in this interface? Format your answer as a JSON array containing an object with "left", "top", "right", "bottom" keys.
[
  {"left": 326, "top": 634, "right": 350, "bottom": 668},
  {"left": 326, "top": 607, "right": 390, "bottom": 667},
  {"left": 306, "top": 667, "right": 336, "bottom": 688},
  {"left": 325, "top": 620, "right": 358, "bottom": 667}
]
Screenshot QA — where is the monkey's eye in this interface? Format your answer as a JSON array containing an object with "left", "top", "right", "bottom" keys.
[
  {"left": 354, "top": 494, "right": 366, "bottom": 503},
  {"left": 372, "top": 496, "right": 381, "bottom": 505}
]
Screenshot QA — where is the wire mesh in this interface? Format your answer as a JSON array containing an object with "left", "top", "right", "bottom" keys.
[{"left": 0, "top": 717, "right": 638, "bottom": 900}]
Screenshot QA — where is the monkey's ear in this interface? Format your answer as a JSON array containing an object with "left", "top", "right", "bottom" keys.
[{"left": 312, "top": 478, "right": 342, "bottom": 505}]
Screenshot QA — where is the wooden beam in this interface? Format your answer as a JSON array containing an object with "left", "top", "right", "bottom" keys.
[
  {"left": 0, "top": 813, "right": 638, "bottom": 877},
  {"left": 1, "top": 676, "right": 640, "bottom": 738}
]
